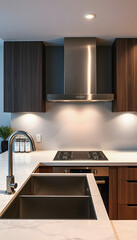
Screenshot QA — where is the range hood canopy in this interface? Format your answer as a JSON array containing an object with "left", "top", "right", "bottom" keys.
[{"left": 47, "top": 37, "right": 114, "bottom": 102}]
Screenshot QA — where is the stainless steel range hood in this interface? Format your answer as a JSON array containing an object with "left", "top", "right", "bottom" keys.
[{"left": 47, "top": 38, "right": 114, "bottom": 102}]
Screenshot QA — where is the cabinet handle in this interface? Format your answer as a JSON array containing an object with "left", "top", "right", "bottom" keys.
[
  {"left": 127, "top": 180, "right": 137, "bottom": 183},
  {"left": 96, "top": 180, "right": 105, "bottom": 184},
  {"left": 127, "top": 204, "right": 137, "bottom": 207}
]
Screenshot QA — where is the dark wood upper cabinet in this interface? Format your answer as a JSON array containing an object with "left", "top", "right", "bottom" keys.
[
  {"left": 112, "top": 38, "right": 137, "bottom": 112},
  {"left": 4, "top": 41, "right": 46, "bottom": 112}
]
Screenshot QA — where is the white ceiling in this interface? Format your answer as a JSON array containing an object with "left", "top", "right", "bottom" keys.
[{"left": 0, "top": 0, "right": 137, "bottom": 45}]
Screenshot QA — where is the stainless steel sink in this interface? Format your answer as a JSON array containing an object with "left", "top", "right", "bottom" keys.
[
  {"left": 19, "top": 175, "right": 90, "bottom": 195},
  {"left": 2, "top": 195, "right": 95, "bottom": 219},
  {"left": 1, "top": 174, "right": 97, "bottom": 220}
]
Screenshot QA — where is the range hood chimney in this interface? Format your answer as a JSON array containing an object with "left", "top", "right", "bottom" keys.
[{"left": 47, "top": 38, "right": 114, "bottom": 102}]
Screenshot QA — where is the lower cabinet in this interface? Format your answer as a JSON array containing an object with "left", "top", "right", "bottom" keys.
[
  {"left": 35, "top": 165, "right": 53, "bottom": 173},
  {"left": 117, "top": 167, "right": 137, "bottom": 220},
  {"left": 109, "top": 167, "right": 118, "bottom": 220},
  {"left": 109, "top": 166, "right": 137, "bottom": 220},
  {"left": 118, "top": 181, "right": 137, "bottom": 204},
  {"left": 118, "top": 205, "right": 137, "bottom": 220}
]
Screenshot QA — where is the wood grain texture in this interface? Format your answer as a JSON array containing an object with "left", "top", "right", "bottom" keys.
[
  {"left": 118, "top": 181, "right": 137, "bottom": 204},
  {"left": 46, "top": 46, "right": 64, "bottom": 94},
  {"left": 118, "top": 205, "right": 137, "bottom": 220},
  {"left": 36, "top": 166, "right": 53, "bottom": 173},
  {"left": 109, "top": 167, "right": 118, "bottom": 220},
  {"left": 112, "top": 38, "right": 137, "bottom": 112},
  {"left": 4, "top": 41, "right": 46, "bottom": 112},
  {"left": 118, "top": 167, "right": 137, "bottom": 219},
  {"left": 118, "top": 167, "right": 137, "bottom": 180},
  {"left": 97, "top": 46, "right": 112, "bottom": 94}
]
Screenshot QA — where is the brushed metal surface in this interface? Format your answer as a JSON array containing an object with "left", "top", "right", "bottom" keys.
[
  {"left": 47, "top": 93, "right": 114, "bottom": 102},
  {"left": 64, "top": 38, "right": 96, "bottom": 95},
  {"left": 2, "top": 195, "right": 95, "bottom": 219},
  {"left": 7, "top": 130, "right": 36, "bottom": 194},
  {"left": 1, "top": 175, "right": 96, "bottom": 220}
]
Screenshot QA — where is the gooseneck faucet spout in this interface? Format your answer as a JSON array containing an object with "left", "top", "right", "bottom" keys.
[{"left": 7, "top": 130, "right": 36, "bottom": 194}]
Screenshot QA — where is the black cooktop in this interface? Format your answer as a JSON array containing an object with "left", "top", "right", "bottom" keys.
[{"left": 53, "top": 151, "right": 108, "bottom": 161}]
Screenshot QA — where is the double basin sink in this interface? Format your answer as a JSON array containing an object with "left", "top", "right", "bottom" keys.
[{"left": 1, "top": 174, "right": 97, "bottom": 220}]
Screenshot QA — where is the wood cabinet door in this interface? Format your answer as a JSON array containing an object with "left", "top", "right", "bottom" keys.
[
  {"left": 4, "top": 41, "right": 45, "bottom": 112},
  {"left": 112, "top": 38, "right": 137, "bottom": 112},
  {"left": 35, "top": 165, "right": 53, "bottom": 173},
  {"left": 118, "top": 167, "right": 137, "bottom": 180},
  {"left": 118, "top": 205, "right": 137, "bottom": 220},
  {"left": 118, "top": 181, "right": 137, "bottom": 204}
]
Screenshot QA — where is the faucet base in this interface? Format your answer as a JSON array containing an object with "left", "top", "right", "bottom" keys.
[
  {"left": 6, "top": 175, "right": 17, "bottom": 194},
  {"left": 7, "top": 130, "right": 35, "bottom": 194}
]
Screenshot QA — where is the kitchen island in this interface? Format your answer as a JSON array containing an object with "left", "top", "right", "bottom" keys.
[{"left": 1, "top": 150, "right": 137, "bottom": 239}]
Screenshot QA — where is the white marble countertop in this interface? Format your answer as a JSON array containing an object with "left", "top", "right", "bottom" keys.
[
  {"left": 1, "top": 149, "right": 137, "bottom": 213},
  {"left": 1, "top": 149, "right": 137, "bottom": 240},
  {"left": 0, "top": 219, "right": 116, "bottom": 240},
  {"left": 23, "top": 149, "right": 137, "bottom": 166},
  {"left": 112, "top": 221, "right": 137, "bottom": 240}
]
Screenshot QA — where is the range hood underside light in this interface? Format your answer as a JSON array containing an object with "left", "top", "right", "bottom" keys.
[{"left": 47, "top": 94, "right": 114, "bottom": 102}]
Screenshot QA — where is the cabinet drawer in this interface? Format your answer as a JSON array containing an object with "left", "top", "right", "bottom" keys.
[
  {"left": 118, "top": 181, "right": 137, "bottom": 204},
  {"left": 118, "top": 205, "right": 137, "bottom": 220},
  {"left": 118, "top": 167, "right": 137, "bottom": 180}
]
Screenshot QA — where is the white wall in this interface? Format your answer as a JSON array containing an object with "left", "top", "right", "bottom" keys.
[
  {"left": 11, "top": 102, "right": 137, "bottom": 150},
  {"left": 0, "top": 43, "right": 11, "bottom": 151}
]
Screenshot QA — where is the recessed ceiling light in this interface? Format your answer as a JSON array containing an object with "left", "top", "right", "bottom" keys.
[{"left": 84, "top": 14, "right": 96, "bottom": 20}]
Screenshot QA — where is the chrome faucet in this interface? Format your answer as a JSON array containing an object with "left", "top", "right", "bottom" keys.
[{"left": 6, "top": 130, "right": 36, "bottom": 194}]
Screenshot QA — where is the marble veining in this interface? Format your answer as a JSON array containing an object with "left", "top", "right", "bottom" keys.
[
  {"left": 1, "top": 149, "right": 137, "bottom": 214},
  {"left": 0, "top": 220, "right": 116, "bottom": 240}
]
